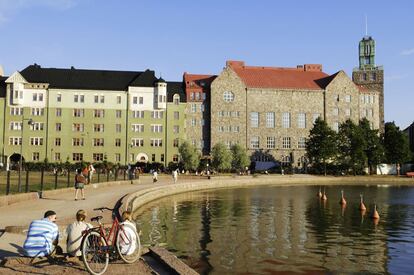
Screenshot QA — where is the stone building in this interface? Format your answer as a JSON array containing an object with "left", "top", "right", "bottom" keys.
[
  {"left": 183, "top": 73, "right": 216, "bottom": 155},
  {"left": 210, "top": 56, "right": 382, "bottom": 168},
  {"left": 403, "top": 122, "right": 414, "bottom": 153}
]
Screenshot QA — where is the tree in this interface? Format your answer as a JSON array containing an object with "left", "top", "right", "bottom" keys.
[
  {"left": 383, "top": 122, "right": 411, "bottom": 164},
  {"left": 337, "top": 119, "right": 367, "bottom": 175},
  {"left": 359, "top": 118, "right": 384, "bottom": 174},
  {"left": 211, "top": 142, "right": 232, "bottom": 172},
  {"left": 306, "top": 118, "right": 337, "bottom": 175},
  {"left": 178, "top": 141, "right": 200, "bottom": 171},
  {"left": 230, "top": 144, "right": 250, "bottom": 172}
]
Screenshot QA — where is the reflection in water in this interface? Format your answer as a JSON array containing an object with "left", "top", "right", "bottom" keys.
[{"left": 135, "top": 185, "right": 414, "bottom": 274}]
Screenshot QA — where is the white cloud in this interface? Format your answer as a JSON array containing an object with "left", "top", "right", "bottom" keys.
[
  {"left": 400, "top": 48, "right": 414, "bottom": 56},
  {"left": 0, "top": 0, "right": 77, "bottom": 24}
]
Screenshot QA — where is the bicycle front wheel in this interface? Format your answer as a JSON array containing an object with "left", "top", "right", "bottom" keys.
[
  {"left": 115, "top": 223, "right": 141, "bottom": 264},
  {"left": 81, "top": 230, "right": 109, "bottom": 275}
]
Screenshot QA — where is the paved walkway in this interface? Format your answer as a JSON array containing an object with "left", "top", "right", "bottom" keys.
[{"left": 0, "top": 174, "right": 177, "bottom": 258}]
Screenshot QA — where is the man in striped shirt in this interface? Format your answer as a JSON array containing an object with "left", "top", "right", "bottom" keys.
[{"left": 23, "top": 210, "right": 59, "bottom": 257}]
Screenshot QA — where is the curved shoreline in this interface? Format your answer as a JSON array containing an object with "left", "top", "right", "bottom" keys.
[{"left": 119, "top": 175, "right": 414, "bottom": 215}]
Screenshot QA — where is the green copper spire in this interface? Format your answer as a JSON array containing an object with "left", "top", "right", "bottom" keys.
[{"left": 359, "top": 36, "right": 376, "bottom": 70}]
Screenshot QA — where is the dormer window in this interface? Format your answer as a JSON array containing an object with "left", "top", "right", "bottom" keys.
[{"left": 173, "top": 94, "right": 180, "bottom": 105}]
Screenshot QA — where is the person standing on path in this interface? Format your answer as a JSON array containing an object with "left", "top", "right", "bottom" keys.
[
  {"left": 74, "top": 168, "right": 86, "bottom": 200},
  {"left": 172, "top": 169, "right": 178, "bottom": 184},
  {"left": 88, "top": 164, "right": 95, "bottom": 184}
]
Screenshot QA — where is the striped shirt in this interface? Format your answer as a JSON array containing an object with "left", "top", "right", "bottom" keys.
[{"left": 23, "top": 218, "right": 59, "bottom": 257}]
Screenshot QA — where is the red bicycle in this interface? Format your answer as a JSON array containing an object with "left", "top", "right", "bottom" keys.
[{"left": 80, "top": 207, "right": 141, "bottom": 275}]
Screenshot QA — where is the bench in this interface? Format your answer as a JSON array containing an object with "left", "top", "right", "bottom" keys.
[{"left": 407, "top": 172, "right": 414, "bottom": 178}]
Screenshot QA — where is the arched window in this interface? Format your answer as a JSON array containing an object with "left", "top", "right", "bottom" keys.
[
  {"left": 223, "top": 91, "right": 234, "bottom": 102},
  {"left": 173, "top": 94, "right": 180, "bottom": 105}
]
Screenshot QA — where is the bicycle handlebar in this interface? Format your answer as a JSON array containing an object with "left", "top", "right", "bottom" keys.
[{"left": 93, "top": 207, "right": 114, "bottom": 212}]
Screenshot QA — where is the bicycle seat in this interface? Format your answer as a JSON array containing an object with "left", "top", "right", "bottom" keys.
[{"left": 91, "top": 216, "right": 103, "bottom": 222}]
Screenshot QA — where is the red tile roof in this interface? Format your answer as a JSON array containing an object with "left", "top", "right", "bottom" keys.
[
  {"left": 227, "top": 60, "right": 329, "bottom": 90},
  {"left": 184, "top": 73, "right": 216, "bottom": 90}
]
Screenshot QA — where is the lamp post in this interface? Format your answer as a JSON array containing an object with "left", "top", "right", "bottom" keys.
[{"left": 18, "top": 117, "right": 35, "bottom": 193}]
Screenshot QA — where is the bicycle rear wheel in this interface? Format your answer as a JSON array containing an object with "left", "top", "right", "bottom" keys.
[
  {"left": 81, "top": 230, "right": 109, "bottom": 275},
  {"left": 115, "top": 223, "right": 141, "bottom": 264}
]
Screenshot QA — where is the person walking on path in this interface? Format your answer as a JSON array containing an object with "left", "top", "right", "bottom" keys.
[
  {"left": 88, "top": 164, "right": 95, "bottom": 184},
  {"left": 152, "top": 170, "right": 158, "bottom": 183},
  {"left": 172, "top": 169, "right": 178, "bottom": 184},
  {"left": 66, "top": 210, "right": 92, "bottom": 257},
  {"left": 74, "top": 168, "right": 86, "bottom": 200},
  {"left": 23, "top": 210, "right": 59, "bottom": 257}
]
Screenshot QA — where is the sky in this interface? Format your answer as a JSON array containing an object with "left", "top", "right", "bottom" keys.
[{"left": 0, "top": 0, "right": 413, "bottom": 129}]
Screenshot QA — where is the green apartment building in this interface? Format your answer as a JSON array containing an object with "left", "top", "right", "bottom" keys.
[{"left": 0, "top": 64, "right": 186, "bottom": 168}]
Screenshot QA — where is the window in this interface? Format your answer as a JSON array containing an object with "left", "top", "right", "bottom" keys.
[
  {"left": 200, "top": 104, "right": 205, "bottom": 112},
  {"left": 333, "top": 122, "right": 339, "bottom": 132},
  {"left": 73, "top": 109, "right": 84, "bottom": 117},
  {"left": 94, "top": 95, "right": 99, "bottom": 103},
  {"left": 132, "top": 124, "right": 144, "bottom": 132},
  {"left": 173, "top": 94, "right": 180, "bottom": 105},
  {"left": 250, "top": 112, "right": 259, "bottom": 128},
  {"left": 266, "top": 112, "right": 275, "bottom": 128},
  {"left": 54, "top": 153, "right": 61, "bottom": 161},
  {"left": 131, "top": 138, "right": 144, "bottom": 147},
  {"left": 39, "top": 93, "right": 43, "bottom": 102},
  {"left": 9, "top": 137, "right": 22, "bottom": 145},
  {"left": 100, "top": 95, "right": 105, "bottom": 103},
  {"left": 233, "top": 125, "right": 240, "bottom": 132},
  {"left": 55, "top": 138, "right": 61, "bottom": 146},
  {"left": 9, "top": 122, "right": 22, "bottom": 130},
  {"left": 72, "top": 138, "right": 84, "bottom": 146},
  {"left": 115, "top": 138, "right": 121, "bottom": 147},
  {"left": 195, "top": 92, "right": 200, "bottom": 101},
  {"left": 173, "top": 125, "right": 180, "bottom": 134},
  {"left": 31, "top": 108, "right": 44, "bottom": 116},
  {"left": 56, "top": 123, "right": 62, "bottom": 131},
  {"left": 116, "top": 110, "right": 122, "bottom": 118},
  {"left": 150, "top": 138, "right": 163, "bottom": 147},
  {"left": 57, "top": 94, "right": 62, "bottom": 102},
  {"left": 94, "top": 109, "right": 105, "bottom": 118},
  {"left": 73, "top": 123, "right": 84, "bottom": 132},
  {"left": 115, "top": 153, "right": 121, "bottom": 162},
  {"left": 173, "top": 154, "right": 179, "bottom": 162},
  {"left": 191, "top": 104, "right": 197, "bottom": 113},
  {"left": 72, "top": 152, "right": 83, "bottom": 161},
  {"left": 333, "top": 108, "right": 339, "bottom": 116},
  {"left": 133, "top": 96, "right": 138, "bottom": 104},
  {"left": 173, "top": 138, "right": 179, "bottom": 147},
  {"left": 74, "top": 94, "right": 79, "bottom": 103},
  {"left": 93, "top": 138, "right": 104, "bottom": 146},
  {"left": 282, "top": 113, "right": 291, "bottom": 128},
  {"left": 223, "top": 91, "right": 234, "bottom": 102},
  {"left": 231, "top": 111, "right": 240, "bottom": 117},
  {"left": 116, "top": 124, "right": 122, "bottom": 133},
  {"left": 250, "top": 136, "right": 259, "bottom": 149},
  {"left": 190, "top": 92, "right": 195, "bottom": 101},
  {"left": 152, "top": 154, "right": 156, "bottom": 162},
  {"left": 201, "top": 119, "right": 205, "bottom": 126},
  {"left": 267, "top": 137, "right": 275, "bottom": 149},
  {"left": 282, "top": 137, "right": 291, "bottom": 149},
  {"left": 10, "top": 107, "right": 23, "bottom": 116},
  {"left": 362, "top": 73, "right": 367, "bottom": 81},
  {"left": 161, "top": 154, "right": 164, "bottom": 162},
  {"left": 345, "top": 109, "right": 351, "bottom": 116},
  {"left": 31, "top": 122, "right": 44, "bottom": 131},
  {"left": 139, "top": 97, "right": 143, "bottom": 104},
  {"left": 93, "top": 153, "right": 104, "bottom": 162},
  {"left": 94, "top": 124, "right": 104, "bottom": 132},
  {"left": 298, "top": 137, "right": 306, "bottom": 149},
  {"left": 32, "top": 152, "right": 40, "bottom": 161},
  {"left": 370, "top": 72, "right": 376, "bottom": 81},
  {"left": 132, "top": 110, "right": 144, "bottom": 118},
  {"left": 117, "top": 95, "right": 122, "bottom": 104},
  {"left": 191, "top": 118, "right": 197, "bottom": 126},
  {"left": 368, "top": 108, "right": 373, "bottom": 117},
  {"left": 345, "top": 95, "right": 351, "bottom": 103},
  {"left": 151, "top": 111, "right": 163, "bottom": 119},
  {"left": 56, "top": 108, "right": 62, "bottom": 117},
  {"left": 80, "top": 94, "right": 84, "bottom": 103},
  {"left": 33, "top": 93, "right": 38, "bottom": 101},
  {"left": 297, "top": 113, "right": 306, "bottom": 129},
  {"left": 174, "top": 111, "right": 179, "bottom": 120},
  {"left": 151, "top": 124, "right": 163, "bottom": 133},
  {"left": 30, "top": 137, "right": 44, "bottom": 146}
]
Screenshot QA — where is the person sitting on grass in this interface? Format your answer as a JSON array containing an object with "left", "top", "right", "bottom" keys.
[
  {"left": 119, "top": 211, "right": 138, "bottom": 256},
  {"left": 66, "top": 209, "right": 92, "bottom": 257},
  {"left": 23, "top": 210, "right": 59, "bottom": 258}
]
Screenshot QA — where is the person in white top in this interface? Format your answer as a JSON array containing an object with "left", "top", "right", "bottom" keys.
[
  {"left": 152, "top": 170, "right": 158, "bottom": 183},
  {"left": 66, "top": 210, "right": 92, "bottom": 257},
  {"left": 119, "top": 211, "right": 138, "bottom": 256},
  {"left": 172, "top": 169, "right": 178, "bottom": 184}
]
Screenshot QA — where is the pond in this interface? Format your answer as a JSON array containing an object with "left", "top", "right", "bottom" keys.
[{"left": 135, "top": 184, "right": 414, "bottom": 274}]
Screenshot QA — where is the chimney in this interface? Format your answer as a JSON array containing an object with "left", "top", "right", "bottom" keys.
[
  {"left": 303, "top": 64, "right": 322, "bottom": 72},
  {"left": 226, "top": 60, "right": 245, "bottom": 68}
]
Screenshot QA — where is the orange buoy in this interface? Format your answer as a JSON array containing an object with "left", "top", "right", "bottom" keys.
[
  {"left": 339, "top": 190, "right": 346, "bottom": 205},
  {"left": 359, "top": 194, "right": 366, "bottom": 211},
  {"left": 371, "top": 204, "right": 380, "bottom": 220},
  {"left": 317, "top": 187, "right": 322, "bottom": 198}
]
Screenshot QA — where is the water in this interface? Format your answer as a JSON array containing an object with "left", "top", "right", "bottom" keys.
[{"left": 135, "top": 184, "right": 414, "bottom": 274}]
